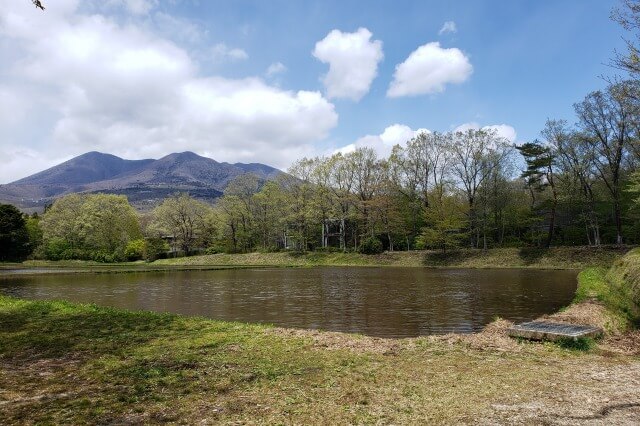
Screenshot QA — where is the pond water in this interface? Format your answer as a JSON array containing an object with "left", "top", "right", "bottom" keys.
[{"left": 0, "top": 267, "right": 577, "bottom": 337}]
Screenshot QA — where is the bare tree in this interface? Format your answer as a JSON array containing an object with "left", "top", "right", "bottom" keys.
[
  {"left": 543, "top": 119, "right": 602, "bottom": 246},
  {"left": 574, "top": 81, "right": 638, "bottom": 245},
  {"left": 611, "top": 0, "right": 640, "bottom": 76},
  {"left": 449, "top": 129, "right": 510, "bottom": 248}
]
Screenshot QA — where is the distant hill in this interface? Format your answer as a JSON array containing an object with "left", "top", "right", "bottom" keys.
[{"left": 0, "top": 151, "right": 282, "bottom": 212}]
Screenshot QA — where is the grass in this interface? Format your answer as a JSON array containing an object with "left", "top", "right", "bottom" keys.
[
  {"left": 152, "top": 246, "right": 626, "bottom": 270},
  {"left": 1, "top": 247, "right": 624, "bottom": 274},
  {"left": 1, "top": 296, "right": 639, "bottom": 424},
  {"left": 573, "top": 249, "right": 640, "bottom": 333}
]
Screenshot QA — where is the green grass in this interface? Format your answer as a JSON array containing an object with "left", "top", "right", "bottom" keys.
[
  {"left": 2, "top": 247, "right": 624, "bottom": 274},
  {"left": 152, "top": 246, "right": 626, "bottom": 270},
  {"left": 0, "top": 295, "right": 635, "bottom": 424},
  {"left": 574, "top": 249, "right": 640, "bottom": 333}
]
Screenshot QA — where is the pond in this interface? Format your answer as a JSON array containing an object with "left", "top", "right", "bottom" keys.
[{"left": 0, "top": 267, "right": 577, "bottom": 337}]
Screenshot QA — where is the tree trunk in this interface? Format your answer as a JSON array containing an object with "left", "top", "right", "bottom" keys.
[
  {"left": 614, "top": 199, "right": 623, "bottom": 245},
  {"left": 545, "top": 201, "right": 556, "bottom": 248}
]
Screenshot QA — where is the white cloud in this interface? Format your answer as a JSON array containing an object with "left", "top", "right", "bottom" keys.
[
  {"left": 0, "top": 1, "right": 338, "bottom": 182},
  {"left": 211, "top": 43, "right": 248, "bottom": 61},
  {"left": 266, "top": 62, "right": 287, "bottom": 77},
  {"left": 387, "top": 42, "right": 472, "bottom": 97},
  {"left": 438, "top": 21, "right": 457, "bottom": 35},
  {"left": 313, "top": 28, "right": 383, "bottom": 101},
  {"left": 334, "top": 124, "right": 429, "bottom": 158},
  {"left": 335, "top": 122, "right": 516, "bottom": 160},
  {"left": 453, "top": 122, "right": 517, "bottom": 143}
]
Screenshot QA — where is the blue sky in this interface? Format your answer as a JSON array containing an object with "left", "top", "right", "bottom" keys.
[{"left": 0, "top": 0, "right": 629, "bottom": 182}]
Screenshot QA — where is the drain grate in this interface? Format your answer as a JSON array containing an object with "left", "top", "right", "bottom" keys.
[{"left": 508, "top": 321, "right": 603, "bottom": 341}]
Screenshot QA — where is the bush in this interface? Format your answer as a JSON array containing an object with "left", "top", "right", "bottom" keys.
[
  {"left": 44, "top": 238, "right": 72, "bottom": 261},
  {"left": 315, "top": 246, "right": 341, "bottom": 253},
  {"left": 359, "top": 236, "right": 383, "bottom": 255},
  {"left": 125, "top": 239, "right": 146, "bottom": 261},
  {"left": 144, "top": 237, "right": 169, "bottom": 262}
]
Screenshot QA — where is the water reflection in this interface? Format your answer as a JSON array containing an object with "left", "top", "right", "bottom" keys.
[{"left": 0, "top": 267, "right": 577, "bottom": 337}]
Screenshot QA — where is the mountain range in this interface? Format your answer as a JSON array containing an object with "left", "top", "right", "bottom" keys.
[{"left": 0, "top": 151, "right": 282, "bottom": 212}]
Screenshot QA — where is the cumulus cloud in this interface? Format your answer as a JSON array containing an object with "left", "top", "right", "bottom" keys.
[
  {"left": 438, "top": 21, "right": 457, "bottom": 35},
  {"left": 211, "top": 43, "right": 248, "bottom": 61},
  {"left": 266, "top": 62, "right": 287, "bottom": 77},
  {"left": 0, "top": 1, "right": 338, "bottom": 182},
  {"left": 313, "top": 28, "right": 383, "bottom": 101},
  {"left": 453, "top": 122, "right": 517, "bottom": 143},
  {"left": 335, "top": 124, "right": 429, "bottom": 158},
  {"left": 387, "top": 42, "right": 472, "bottom": 97}
]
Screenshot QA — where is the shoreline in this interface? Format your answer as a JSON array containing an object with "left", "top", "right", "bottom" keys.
[{"left": 0, "top": 246, "right": 628, "bottom": 277}]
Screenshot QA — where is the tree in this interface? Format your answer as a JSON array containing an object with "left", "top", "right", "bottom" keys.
[
  {"left": 252, "top": 181, "right": 286, "bottom": 250},
  {"left": 0, "top": 204, "right": 31, "bottom": 261},
  {"left": 349, "top": 148, "right": 384, "bottom": 240},
  {"left": 77, "top": 194, "right": 141, "bottom": 255},
  {"left": 152, "top": 193, "right": 210, "bottom": 254},
  {"left": 280, "top": 160, "right": 318, "bottom": 251},
  {"left": 326, "top": 153, "right": 357, "bottom": 250},
  {"left": 611, "top": 0, "right": 640, "bottom": 77},
  {"left": 574, "top": 81, "right": 638, "bottom": 244},
  {"left": 416, "top": 196, "right": 467, "bottom": 253},
  {"left": 543, "top": 119, "right": 602, "bottom": 246},
  {"left": 449, "top": 128, "right": 510, "bottom": 248},
  {"left": 40, "top": 194, "right": 141, "bottom": 261},
  {"left": 516, "top": 140, "right": 558, "bottom": 247}
]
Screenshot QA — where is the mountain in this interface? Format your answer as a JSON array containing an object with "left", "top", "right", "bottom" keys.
[{"left": 0, "top": 151, "right": 282, "bottom": 212}]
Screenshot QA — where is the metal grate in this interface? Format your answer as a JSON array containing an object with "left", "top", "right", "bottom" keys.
[{"left": 508, "top": 321, "right": 603, "bottom": 341}]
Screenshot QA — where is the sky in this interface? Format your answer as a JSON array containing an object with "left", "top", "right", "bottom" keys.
[{"left": 0, "top": 0, "right": 630, "bottom": 183}]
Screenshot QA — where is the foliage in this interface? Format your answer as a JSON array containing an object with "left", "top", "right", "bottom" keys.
[
  {"left": 358, "top": 236, "right": 383, "bottom": 254},
  {"left": 416, "top": 197, "right": 468, "bottom": 253},
  {"left": 143, "top": 237, "right": 169, "bottom": 261},
  {"left": 40, "top": 194, "right": 141, "bottom": 262},
  {"left": 151, "top": 193, "right": 211, "bottom": 255},
  {"left": 124, "top": 239, "right": 146, "bottom": 261},
  {"left": 0, "top": 204, "right": 31, "bottom": 261}
]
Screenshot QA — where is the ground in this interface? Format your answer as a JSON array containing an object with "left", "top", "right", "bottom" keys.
[{"left": 0, "top": 295, "right": 639, "bottom": 425}]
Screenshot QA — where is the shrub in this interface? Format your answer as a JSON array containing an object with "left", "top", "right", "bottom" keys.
[
  {"left": 144, "top": 237, "right": 169, "bottom": 262},
  {"left": 204, "top": 246, "right": 221, "bottom": 255},
  {"left": 125, "top": 239, "right": 146, "bottom": 261},
  {"left": 315, "top": 246, "right": 341, "bottom": 253},
  {"left": 44, "top": 238, "right": 71, "bottom": 261},
  {"left": 359, "top": 236, "right": 383, "bottom": 255}
]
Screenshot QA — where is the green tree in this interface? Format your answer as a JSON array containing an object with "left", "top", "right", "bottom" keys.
[
  {"left": 0, "top": 204, "right": 31, "bottom": 261},
  {"left": 417, "top": 196, "right": 468, "bottom": 253},
  {"left": 40, "top": 194, "right": 141, "bottom": 261},
  {"left": 516, "top": 140, "right": 558, "bottom": 247},
  {"left": 152, "top": 193, "right": 210, "bottom": 254}
]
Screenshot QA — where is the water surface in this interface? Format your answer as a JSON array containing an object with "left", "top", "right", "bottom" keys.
[{"left": 0, "top": 267, "right": 577, "bottom": 337}]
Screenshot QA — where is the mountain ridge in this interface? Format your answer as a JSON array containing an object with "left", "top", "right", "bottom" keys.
[{"left": 0, "top": 151, "right": 282, "bottom": 212}]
